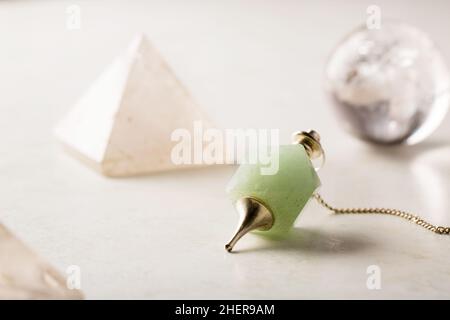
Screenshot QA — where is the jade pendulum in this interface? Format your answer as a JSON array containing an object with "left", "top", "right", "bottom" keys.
[{"left": 225, "top": 130, "right": 450, "bottom": 252}]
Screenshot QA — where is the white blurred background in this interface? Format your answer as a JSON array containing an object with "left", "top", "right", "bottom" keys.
[{"left": 0, "top": 0, "right": 449, "bottom": 299}]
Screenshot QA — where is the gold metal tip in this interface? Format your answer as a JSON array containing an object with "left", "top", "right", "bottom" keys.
[{"left": 225, "top": 197, "right": 274, "bottom": 252}]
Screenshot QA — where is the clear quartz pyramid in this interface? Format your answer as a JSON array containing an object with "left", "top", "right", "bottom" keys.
[{"left": 55, "top": 34, "right": 214, "bottom": 176}]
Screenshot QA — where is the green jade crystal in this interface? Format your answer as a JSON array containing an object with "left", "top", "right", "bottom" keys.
[{"left": 225, "top": 144, "right": 320, "bottom": 251}]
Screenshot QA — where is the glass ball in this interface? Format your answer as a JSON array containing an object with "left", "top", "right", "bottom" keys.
[{"left": 325, "top": 22, "right": 450, "bottom": 145}]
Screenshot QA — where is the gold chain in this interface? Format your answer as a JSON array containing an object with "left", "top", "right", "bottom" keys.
[{"left": 313, "top": 193, "right": 450, "bottom": 235}]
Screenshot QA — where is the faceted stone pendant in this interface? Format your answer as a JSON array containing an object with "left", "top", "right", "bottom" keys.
[{"left": 226, "top": 144, "right": 321, "bottom": 251}]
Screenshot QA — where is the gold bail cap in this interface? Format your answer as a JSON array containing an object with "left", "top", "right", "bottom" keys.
[{"left": 292, "top": 130, "right": 325, "bottom": 170}]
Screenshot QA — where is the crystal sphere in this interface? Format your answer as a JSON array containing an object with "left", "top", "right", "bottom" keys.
[{"left": 325, "top": 22, "right": 450, "bottom": 145}]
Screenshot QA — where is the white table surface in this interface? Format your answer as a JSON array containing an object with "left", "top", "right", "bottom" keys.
[{"left": 1, "top": 0, "right": 450, "bottom": 299}]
